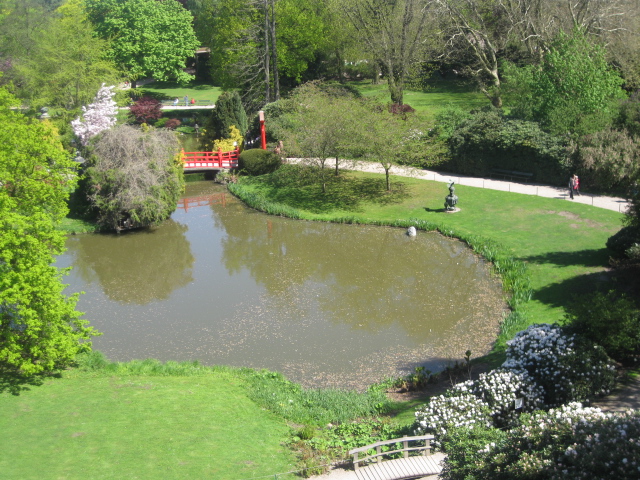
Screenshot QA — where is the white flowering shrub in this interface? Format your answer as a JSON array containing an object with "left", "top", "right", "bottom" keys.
[
  {"left": 414, "top": 393, "right": 491, "bottom": 446},
  {"left": 442, "top": 404, "right": 640, "bottom": 480},
  {"left": 71, "top": 84, "right": 118, "bottom": 146},
  {"left": 502, "top": 323, "right": 616, "bottom": 406},
  {"left": 452, "top": 368, "right": 545, "bottom": 428}
]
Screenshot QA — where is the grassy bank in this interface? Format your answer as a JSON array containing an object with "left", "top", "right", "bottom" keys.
[
  {"left": 229, "top": 168, "right": 623, "bottom": 345},
  {"left": 0, "top": 353, "right": 393, "bottom": 480},
  {"left": 137, "top": 81, "right": 223, "bottom": 106}
]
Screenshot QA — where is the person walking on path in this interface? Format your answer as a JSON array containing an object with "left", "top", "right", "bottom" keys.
[
  {"left": 569, "top": 174, "right": 576, "bottom": 199},
  {"left": 574, "top": 175, "right": 581, "bottom": 196},
  {"left": 183, "top": 95, "right": 188, "bottom": 106}
]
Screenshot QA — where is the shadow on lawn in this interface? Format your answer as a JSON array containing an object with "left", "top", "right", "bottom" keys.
[
  {"left": 265, "top": 176, "right": 410, "bottom": 214},
  {"left": 0, "top": 369, "right": 58, "bottom": 396},
  {"left": 521, "top": 248, "right": 611, "bottom": 269},
  {"left": 532, "top": 270, "right": 614, "bottom": 311}
]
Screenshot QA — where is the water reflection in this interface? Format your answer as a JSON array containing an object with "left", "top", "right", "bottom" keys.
[
  {"left": 59, "top": 181, "right": 505, "bottom": 390},
  {"left": 66, "top": 219, "right": 194, "bottom": 304}
]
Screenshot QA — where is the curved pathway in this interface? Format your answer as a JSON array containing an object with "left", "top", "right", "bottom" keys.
[{"left": 287, "top": 158, "right": 630, "bottom": 213}]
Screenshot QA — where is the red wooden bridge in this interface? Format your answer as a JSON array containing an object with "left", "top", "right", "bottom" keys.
[{"left": 181, "top": 148, "right": 240, "bottom": 171}]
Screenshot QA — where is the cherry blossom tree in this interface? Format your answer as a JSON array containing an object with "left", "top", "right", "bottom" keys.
[{"left": 71, "top": 83, "right": 118, "bottom": 146}]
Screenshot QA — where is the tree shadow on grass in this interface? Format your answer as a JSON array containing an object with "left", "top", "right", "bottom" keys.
[
  {"left": 264, "top": 176, "right": 410, "bottom": 214},
  {"left": 521, "top": 248, "right": 612, "bottom": 269},
  {"left": 0, "top": 368, "right": 59, "bottom": 396},
  {"left": 532, "top": 270, "right": 615, "bottom": 312}
]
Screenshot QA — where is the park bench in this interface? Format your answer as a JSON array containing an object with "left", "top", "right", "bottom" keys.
[{"left": 489, "top": 168, "right": 534, "bottom": 182}]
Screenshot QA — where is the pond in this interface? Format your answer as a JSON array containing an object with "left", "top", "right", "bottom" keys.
[{"left": 57, "top": 181, "right": 505, "bottom": 390}]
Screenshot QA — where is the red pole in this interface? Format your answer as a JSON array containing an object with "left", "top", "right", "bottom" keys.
[{"left": 259, "top": 110, "right": 267, "bottom": 150}]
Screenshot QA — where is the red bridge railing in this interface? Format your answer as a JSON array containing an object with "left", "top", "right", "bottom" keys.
[{"left": 181, "top": 148, "right": 240, "bottom": 170}]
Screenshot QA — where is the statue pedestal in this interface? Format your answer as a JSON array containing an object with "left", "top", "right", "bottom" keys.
[{"left": 445, "top": 207, "right": 460, "bottom": 213}]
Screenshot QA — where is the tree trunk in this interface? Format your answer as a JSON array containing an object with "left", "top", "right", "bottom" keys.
[
  {"left": 264, "top": 0, "right": 271, "bottom": 103},
  {"left": 269, "top": 0, "right": 280, "bottom": 100},
  {"left": 335, "top": 157, "right": 339, "bottom": 176},
  {"left": 385, "top": 167, "right": 391, "bottom": 191}
]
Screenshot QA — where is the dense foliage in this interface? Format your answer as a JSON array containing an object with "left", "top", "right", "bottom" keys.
[
  {"left": 504, "top": 29, "right": 626, "bottom": 137},
  {"left": 564, "top": 291, "right": 640, "bottom": 364},
  {"left": 85, "top": 0, "right": 199, "bottom": 85},
  {"left": 84, "top": 125, "right": 184, "bottom": 231},
  {"left": 447, "top": 108, "right": 568, "bottom": 184},
  {"left": 0, "top": 87, "right": 97, "bottom": 374},
  {"left": 238, "top": 148, "right": 282, "bottom": 176},
  {"left": 129, "top": 96, "right": 163, "bottom": 124},
  {"left": 203, "top": 91, "right": 248, "bottom": 148}
]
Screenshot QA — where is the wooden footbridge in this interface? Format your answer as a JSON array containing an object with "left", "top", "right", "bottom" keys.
[
  {"left": 349, "top": 435, "right": 444, "bottom": 480},
  {"left": 181, "top": 148, "right": 239, "bottom": 171}
]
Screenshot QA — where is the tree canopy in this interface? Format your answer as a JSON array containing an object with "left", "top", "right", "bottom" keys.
[
  {"left": 504, "top": 29, "right": 626, "bottom": 136},
  {"left": 0, "top": 87, "right": 98, "bottom": 375},
  {"left": 13, "top": 0, "right": 119, "bottom": 111},
  {"left": 85, "top": 0, "right": 199, "bottom": 85}
]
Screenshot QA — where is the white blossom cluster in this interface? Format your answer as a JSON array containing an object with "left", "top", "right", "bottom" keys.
[
  {"left": 507, "top": 404, "right": 640, "bottom": 479},
  {"left": 414, "top": 393, "right": 491, "bottom": 444},
  {"left": 71, "top": 84, "right": 118, "bottom": 146},
  {"left": 502, "top": 323, "right": 616, "bottom": 406},
  {"left": 452, "top": 368, "right": 545, "bottom": 427}
]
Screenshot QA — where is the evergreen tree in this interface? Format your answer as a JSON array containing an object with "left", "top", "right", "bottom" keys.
[{"left": 204, "top": 91, "right": 248, "bottom": 148}]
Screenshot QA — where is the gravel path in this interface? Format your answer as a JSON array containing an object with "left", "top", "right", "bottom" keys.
[{"left": 286, "top": 158, "right": 630, "bottom": 213}]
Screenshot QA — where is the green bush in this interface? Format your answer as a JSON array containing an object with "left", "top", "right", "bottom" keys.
[
  {"left": 606, "top": 225, "right": 640, "bottom": 257},
  {"left": 564, "top": 291, "right": 640, "bottom": 364},
  {"left": 238, "top": 148, "right": 282, "bottom": 176},
  {"left": 571, "top": 128, "right": 640, "bottom": 191},
  {"left": 440, "top": 426, "right": 508, "bottom": 480},
  {"left": 447, "top": 108, "right": 568, "bottom": 184}
]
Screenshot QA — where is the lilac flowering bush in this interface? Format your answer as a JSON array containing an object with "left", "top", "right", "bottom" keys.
[
  {"left": 71, "top": 84, "right": 118, "bottom": 146},
  {"left": 441, "top": 404, "right": 640, "bottom": 480},
  {"left": 502, "top": 323, "right": 616, "bottom": 406}
]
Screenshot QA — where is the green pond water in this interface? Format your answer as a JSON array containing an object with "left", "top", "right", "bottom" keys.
[{"left": 57, "top": 181, "right": 505, "bottom": 389}]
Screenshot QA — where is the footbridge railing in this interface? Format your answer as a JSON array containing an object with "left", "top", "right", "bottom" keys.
[
  {"left": 349, "top": 435, "right": 443, "bottom": 480},
  {"left": 181, "top": 148, "right": 239, "bottom": 170}
]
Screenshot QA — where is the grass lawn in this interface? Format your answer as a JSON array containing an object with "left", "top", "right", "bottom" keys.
[
  {"left": 239, "top": 169, "right": 623, "bottom": 329},
  {"left": 349, "top": 77, "right": 489, "bottom": 122},
  {"left": 137, "top": 81, "right": 224, "bottom": 106},
  {"left": 0, "top": 369, "right": 296, "bottom": 480}
]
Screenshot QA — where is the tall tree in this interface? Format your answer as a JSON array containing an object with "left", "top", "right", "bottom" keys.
[
  {"left": 0, "top": 0, "right": 61, "bottom": 59},
  {"left": 0, "top": 87, "right": 98, "bottom": 375},
  {"left": 85, "top": 0, "right": 199, "bottom": 86},
  {"left": 345, "top": 0, "right": 431, "bottom": 105},
  {"left": 504, "top": 29, "right": 626, "bottom": 136},
  {"left": 433, "top": 0, "right": 633, "bottom": 108},
  {"left": 14, "top": 0, "right": 119, "bottom": 111}
]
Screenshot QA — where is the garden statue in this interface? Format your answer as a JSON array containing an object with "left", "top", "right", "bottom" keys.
[{"left": 444, "top": 181, "right": 458, "bottom": 212}]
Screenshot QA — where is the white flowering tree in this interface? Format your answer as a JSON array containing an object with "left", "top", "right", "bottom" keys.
[{"left": 71, "top": 84, "right": 118, "bottom": 146}]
